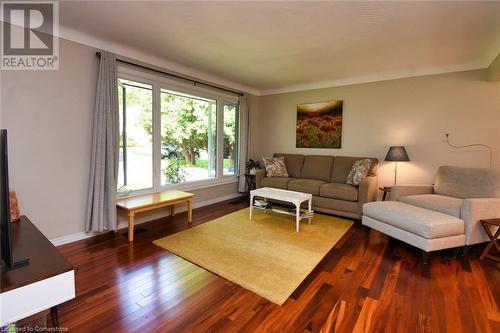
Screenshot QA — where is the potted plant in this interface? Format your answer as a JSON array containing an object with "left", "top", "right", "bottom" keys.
[{"left": 245, "top": 159, "right": 261, "bottom": 175}]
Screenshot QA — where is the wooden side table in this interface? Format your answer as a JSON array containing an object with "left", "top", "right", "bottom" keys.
[
  {"left": 379, "top": 186, "right": 391, "bottom": 201},
  {"left": 479, "top": 218, "right": 500, "bottom": 262}
]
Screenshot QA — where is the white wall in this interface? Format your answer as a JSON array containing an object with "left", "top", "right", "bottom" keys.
[
  {"left": 0, "top": 38, "right": 240, "bottom": 241},
  {"left": 252, "top": 70, "right": 500, "bottom": 187}
]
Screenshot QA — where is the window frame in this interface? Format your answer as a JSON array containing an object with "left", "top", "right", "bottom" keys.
[
  {"left": 222, "top": 101, "right": 240, "bottom": 177},
  {"left": 117, "top": 66, "right": 240, "bottom": 198}
]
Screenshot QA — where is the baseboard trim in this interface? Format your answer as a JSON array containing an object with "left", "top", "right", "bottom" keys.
[
  {"left": 51, "top": 192, "right": 244, "bottom": 247},
  {"left": 50, "top": 231, "right": 101, "bottom": 247}
]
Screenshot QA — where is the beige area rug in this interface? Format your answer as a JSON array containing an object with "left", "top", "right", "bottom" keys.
[{"left": 153, "top": 208, "right": 353, "bottom": 305}]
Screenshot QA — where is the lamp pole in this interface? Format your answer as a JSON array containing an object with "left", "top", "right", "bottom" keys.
[{"left": 394, "top": 162, "right": 398, "bottom": 185}]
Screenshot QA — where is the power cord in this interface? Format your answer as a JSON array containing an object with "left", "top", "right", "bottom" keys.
[{"left": 445, "top": 133, "right": 493, "bottom": 168}]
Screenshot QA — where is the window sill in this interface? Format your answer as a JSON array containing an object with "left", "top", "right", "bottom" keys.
[{"left": 117, "top": 176, "right": 240, "bottom": 199}]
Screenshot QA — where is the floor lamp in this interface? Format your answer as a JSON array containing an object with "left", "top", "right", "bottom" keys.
[{"left": 385, "top": 146, "right": 410, "bottom": 185}]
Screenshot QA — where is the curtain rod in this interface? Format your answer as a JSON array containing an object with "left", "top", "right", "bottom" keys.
[{"left": 95, "top": 52, "right": 244, "bottom": 97}]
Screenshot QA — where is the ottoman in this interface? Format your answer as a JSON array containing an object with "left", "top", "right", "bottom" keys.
[{"left": 362, "top": 201, "right": 465, "bottom": 263}]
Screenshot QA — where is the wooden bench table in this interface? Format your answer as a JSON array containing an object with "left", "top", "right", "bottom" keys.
[{"left": 117, "top": 190, "right": 194, "bottom": 241}]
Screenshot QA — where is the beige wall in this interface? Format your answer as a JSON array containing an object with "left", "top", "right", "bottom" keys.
[
  {"left": 1, "top": 39, "right": 98, "bottom": 240},
  {"left": 0, "top": 38, "right": 240, "bottom": 242},
  {"left": 2, "top": 36, "right": 498, "bottom": 241},
  {"left": 489, "top": 54, "right": 500, "bottom": 81},
  {"left": 252, "top": 70, "right": 500, "bottom": 187}
]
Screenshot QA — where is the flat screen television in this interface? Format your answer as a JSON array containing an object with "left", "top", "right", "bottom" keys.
[{"left": 1, "top": 129, "right": 29, "bottom": 271}]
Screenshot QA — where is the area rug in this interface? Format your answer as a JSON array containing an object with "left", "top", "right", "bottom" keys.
[{"left": 153, "top": 208, "right": 352, "bottom": 305}]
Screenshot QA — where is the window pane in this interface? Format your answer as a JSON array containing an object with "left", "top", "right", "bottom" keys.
[
  {"left": 223, "top": 103, "right": 238, "bottom": 175},
  {"left": 118, "top": 79, "right": 153, "bottom": 193},
  {"left": 160, "top": 90, "right": 217, "bottom": 185}
]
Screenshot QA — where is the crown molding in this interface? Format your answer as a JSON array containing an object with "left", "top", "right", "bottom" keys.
[
  {"left": 58, "top": 25, "right": 261, "bottom": 96},
  {"left": 259, "top": 61, "right": 488, "bottom": 96}
]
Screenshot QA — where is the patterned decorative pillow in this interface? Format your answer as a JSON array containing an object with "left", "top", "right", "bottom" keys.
[
  {"left": 262, "top": 157, "right": 289, "bottom": 177},
  {"left": 346, "top": 159, "right": 372, "bottom": 186}
]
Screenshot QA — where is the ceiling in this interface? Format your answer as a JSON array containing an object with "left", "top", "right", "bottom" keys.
[{"left": 59, "top": 1, "right": 500, "bottom": 95}]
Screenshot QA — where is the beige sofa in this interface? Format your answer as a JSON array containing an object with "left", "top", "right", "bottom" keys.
[
  {"left": 362, "top": 166, "right": 500, "bottom": 262},
  {"left": 255, "top": 153, "right": 379, "bottom": 219}
]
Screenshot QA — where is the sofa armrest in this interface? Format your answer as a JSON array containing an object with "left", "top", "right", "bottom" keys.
[
  {"left": 391, "top": 185, "right": 434, "bottom": 201},
  {"left": 255, "top": 169, "right": 266, "bottom": 188},
  {"left": 461, "top": 198, "right": 500, "bottom": 245},
  {"left": 358, "top": 176, "right": 378, "bottom": 207}
]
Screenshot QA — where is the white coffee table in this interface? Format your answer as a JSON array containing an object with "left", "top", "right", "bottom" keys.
[{"left": 249, "top": 187, "right": 313, "bottom": 232}]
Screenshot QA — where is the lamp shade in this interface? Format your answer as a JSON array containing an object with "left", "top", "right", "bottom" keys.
[{"left": 385, "top": 146, "right": 410, "bottom": 161}]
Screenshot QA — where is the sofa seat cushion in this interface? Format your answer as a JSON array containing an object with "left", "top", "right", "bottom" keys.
[
  {"left": 399, "top": 194, "right": 464, "bottom": 218},
  {"left": 363, "top": 201, "right": 464, "bottom": 239},
  {"left": 288, "top": 179, "right": 326, "bottom": 196},
  {"left": 261, "top": 177, "right": 295, "bottom": 190},
  {"left": 320, "top": 183, "right": 358, "bottom": 202}
]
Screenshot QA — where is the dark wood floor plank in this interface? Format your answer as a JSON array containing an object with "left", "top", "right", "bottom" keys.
[{"left": 52, "top": 197, "right": 500, "bottom": 332}]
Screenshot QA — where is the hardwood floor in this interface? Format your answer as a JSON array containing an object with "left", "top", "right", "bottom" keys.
[{"left": 57, "top": 198, "right": 500, "bottom": 332}]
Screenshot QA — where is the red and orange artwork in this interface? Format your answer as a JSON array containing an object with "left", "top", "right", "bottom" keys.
[{"left": 296, "top": 101, "right": 343, "bottom": 148}]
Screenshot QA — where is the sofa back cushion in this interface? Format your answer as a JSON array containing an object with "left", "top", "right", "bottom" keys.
[
  {"left": 331, "top": 156, "right": 379, "bottom": 183},
  {"left": 273, "top": 153, "right": 304, "bottom": 178},
  {"left": 300, "top": 155, "right": 334, "bottom": 182},
  {"left": 434, "top": 165, "right": 500, "bottom": 199}
]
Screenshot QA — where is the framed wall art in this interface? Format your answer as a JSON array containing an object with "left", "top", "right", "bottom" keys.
[{"left": 296, "top": 100, "right": 343, "bottom": 148}]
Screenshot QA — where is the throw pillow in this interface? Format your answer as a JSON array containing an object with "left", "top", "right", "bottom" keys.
[
  {"left": 262, "top": 157, "right": 289, "bottom": 177},
  {"left": 346, "top": 159, "right": 372, "bottom": 186}
]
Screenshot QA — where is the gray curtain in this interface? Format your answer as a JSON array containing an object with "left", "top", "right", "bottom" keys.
[
  {"left": 238, "top": 94, "right": 251, "bottom": 193},
  {"left": 85, "top": 51, "right": 119, "bottom": 232}
]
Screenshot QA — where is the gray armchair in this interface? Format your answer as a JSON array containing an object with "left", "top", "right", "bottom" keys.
[{"left": 391, "top": 166, "right": 500, "bottom": 245}]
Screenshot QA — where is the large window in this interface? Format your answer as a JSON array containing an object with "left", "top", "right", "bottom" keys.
[
  {"left": 117, "top": 72, "right": 240, "bottom": 195},
  {"left": 160, "top": 90, "right": 217, "bottom": 185}
]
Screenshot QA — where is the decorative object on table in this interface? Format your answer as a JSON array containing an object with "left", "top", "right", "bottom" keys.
[
  {"left": 346, "top": 159, "right": 372, "bottom": 186},
  {"left": 262, "top": 156, "right": 289, "bottom": 177},
  {"left": 385, "top": 146, "right": 410, "bottom": 185},
  {"left": 289, "top": 208, "right": 315, "bottom": 219},
  {"left": 479, "top": 218, "right": 500, "bottom": 262},
  {"left": 9, "top": 190, "right": 20, "bottom": 222},
  {"left": 379, "top": 186, "right": 391, "bottom": 201},
  {"left": 253, "top": 199, "right": 270, "bottom": 208},
  {"left": 245, "top": 158, "right": 261, "bottom": 175},
  {"left": 445, "top": 133, "right": 493, "bottom": 168},
  {"left": 296, "top": 100, "right": 343, "bottom": 148},
  {"left": 153, "top": 208, "right": 352, "bottom": 305}
]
